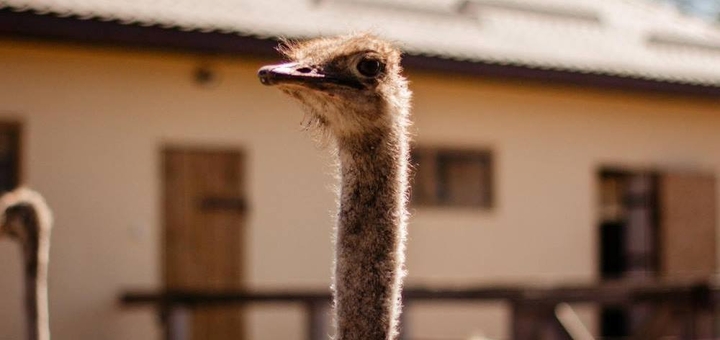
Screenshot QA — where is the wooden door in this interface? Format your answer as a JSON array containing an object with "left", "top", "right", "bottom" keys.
[
  {"left": 163, "top": 148, "right": 246, "bottom": 340},
  {"left": 658, "top": 172, "right": 717, "bottom": 278}
]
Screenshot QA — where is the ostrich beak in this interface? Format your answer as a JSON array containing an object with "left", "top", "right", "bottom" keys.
[{"left": 258, "top": 62, "right": 363, "bottom": 89}]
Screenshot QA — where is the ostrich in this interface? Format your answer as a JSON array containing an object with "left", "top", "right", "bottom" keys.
[
  {"left": 0, "top": 188, "right": 53, "bottom": 340},
  {"left": 258, "top": 33, "right": 411, "bottom": 340}
]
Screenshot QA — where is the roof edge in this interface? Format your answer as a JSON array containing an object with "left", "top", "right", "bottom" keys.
[
  {"left": 403, "top": 54, "right": 720, "bottom": 98},
  {"left": 1, "top": 8, "right": 719, "bottom": 99}
]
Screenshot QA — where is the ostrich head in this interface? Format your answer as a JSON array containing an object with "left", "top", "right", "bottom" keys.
[
  {"left": 258, "top": 33, "right": 411, "bottom": 139},
  {"left": 0, "top": 203, "right": 35, "bottom": 254},
  {"left": 0, "top": 189, "right": 52, "bottom": 258}
]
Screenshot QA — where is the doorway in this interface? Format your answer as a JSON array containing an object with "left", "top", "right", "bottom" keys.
[
  {"left": 162, "top": 147, "right": 247, "bottom": 340},
  {"left": 598, "top": 168, "right": 717, "bottom": 337}
]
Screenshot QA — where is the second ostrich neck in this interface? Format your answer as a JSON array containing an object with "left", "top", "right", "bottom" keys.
[
  {"left": 5, "top": 204, "right": 49, "bottom": 340},
  {"left": 23, "top": 235, "right": 43, "bottom": 340},
  {"left": 334, "top": 126, "right": 407, "bottom": 340},
  {"left": 19, "top": 209, "right": 49, "bottom": 340}
]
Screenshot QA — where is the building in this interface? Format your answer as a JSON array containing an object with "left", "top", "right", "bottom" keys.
[{"left": 0, "top": 0, "right": 719, "bottom": 339}]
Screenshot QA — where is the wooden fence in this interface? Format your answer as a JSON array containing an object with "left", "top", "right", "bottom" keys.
[{"left": 120, "top": 278, "right": 719, "bottom": 340}]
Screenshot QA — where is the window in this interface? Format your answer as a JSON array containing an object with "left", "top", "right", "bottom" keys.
[
  {"left": 411, "top": 147, "right": 493, "bottom": 208},
  {"left": 598, "top": 169, "right": 659, "bottom": 278},
  {"left": 0, "top": 122, "right": 21, "bottom": 193}
]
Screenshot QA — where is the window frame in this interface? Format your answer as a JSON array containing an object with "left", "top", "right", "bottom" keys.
[{"left": 410, "top": 146, "right": 494, "bottom": 209}]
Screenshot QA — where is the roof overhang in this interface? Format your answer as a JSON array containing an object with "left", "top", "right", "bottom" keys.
[{"left": 1, "top": 8, "right": 719, "bottom": 99}]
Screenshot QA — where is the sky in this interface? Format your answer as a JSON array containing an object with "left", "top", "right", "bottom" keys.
[{"left": 660, "top": 0, "right": 720, "bottom": 21}]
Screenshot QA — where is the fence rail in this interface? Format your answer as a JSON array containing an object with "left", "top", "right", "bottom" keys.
[{"left": 120, "top": 278, "right": 720, "bottom": 340}]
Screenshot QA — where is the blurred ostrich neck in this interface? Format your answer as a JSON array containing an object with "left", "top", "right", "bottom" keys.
[
  {"left": 14, "top": 209, "right": 49, "bottom": 340},
  {"left": 334, "top": 120, "right": 408, "bottom": 340}
]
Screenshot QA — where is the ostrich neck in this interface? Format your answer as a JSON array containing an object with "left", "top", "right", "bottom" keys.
[
  {"left": 19, "top": 211, "right": 50, "bottom": 340},
  {"left": 334, "top": 125, "right": 408, "bottom": 340}
]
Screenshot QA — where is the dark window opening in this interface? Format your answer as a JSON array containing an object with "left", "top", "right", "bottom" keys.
[
  {"left": 598, "top": 169, "right": 659, "bottom": 278},
  {"left": 0, "top": 122, "right": 21, "bottom": 193},
  {"left": 599, "top": 221, "right": 626, "bottom": 279}
]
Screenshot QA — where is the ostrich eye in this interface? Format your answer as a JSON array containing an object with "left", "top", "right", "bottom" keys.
[{"left": 356, "top": 58, "right": 383, "bottom": 77}]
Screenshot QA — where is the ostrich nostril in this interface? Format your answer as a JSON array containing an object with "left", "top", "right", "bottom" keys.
[
  {"left": 297, "top": 67, "right": 313, "bottom": 74},
  {"left": 257, "top": 67, "right": 274, "bottom": 85}
]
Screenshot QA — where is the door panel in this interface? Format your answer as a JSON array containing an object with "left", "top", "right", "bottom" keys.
[
  {"left": 659, "top": 173, "right": 716, "bottom": 278},
  {"left": 163, "top": 148, "right": 246, "bottom": 340}
]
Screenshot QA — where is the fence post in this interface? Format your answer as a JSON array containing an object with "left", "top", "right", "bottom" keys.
[
  {"left": 689, "top": 284, "right": 714, "bottom": 340},
  {"left": 512, "top": 301, "right": 541, "bottom": 340},
  {"left": 306, "top": 301, "right": 328, "bottom": 340},
  {"left": 161, "top": 304, "right": 190, "bottom": 340}
]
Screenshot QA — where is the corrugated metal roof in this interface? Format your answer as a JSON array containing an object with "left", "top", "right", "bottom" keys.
[{"left": 2, "top": 0, "right": 720, "bottom": 86}]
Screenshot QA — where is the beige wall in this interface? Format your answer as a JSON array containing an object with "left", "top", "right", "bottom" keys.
[{"left": 0, "top": 40, "right": 717, "bottom": 340}]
